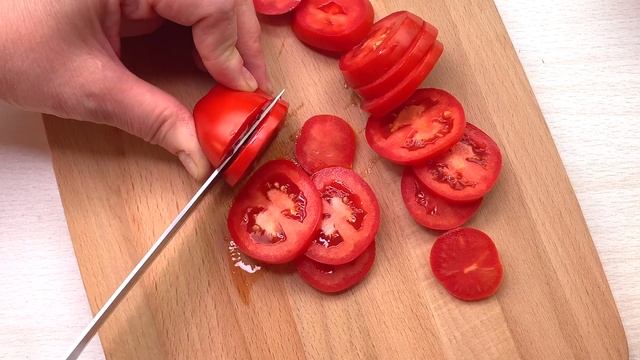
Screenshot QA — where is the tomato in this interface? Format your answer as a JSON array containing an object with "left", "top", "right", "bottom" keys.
[
  {"left": 365, "top": 88, "right": 465, "bottom": 165},
  {"left": 401, "top": 169, "right": 482, "bottom": 230},
  {"left": 295, "top": 115, "right": 356, "bottom": 174},
  {"left": 413, "top": 123, "right": 502, "bottom": 202},
  {"left": 297, "top": 242, "right": 375, "bottom": 293},
  {"left": 253, "top": 0, "right": 301, "bottom": 15},
  {"left": 194, "top": 86, "right": 288, "bottom": 185},
  {"left": 362, "top": 41, "right": 443, "bottom": 117},
  {"left": 227, "top": 160, "right": 322, "bottom": 264},
  {"left": 340, "top": 11, "right": 430, "bottom": 88},
  {"left": 305, "top": 167, "right": 380, "bottom": 265},
  {"left": 292, "top": 0, "right": 374, "bottom": 53},
  {"left": 356, "top": 24, "right": 436, "bottom": 100},
  {"left": 430, "top": 228, "right": 503, "bottom": 301}
]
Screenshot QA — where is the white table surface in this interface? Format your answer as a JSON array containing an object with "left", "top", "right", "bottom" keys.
[{"left": 1, "top": 1, "right": 638, "bottom": 359}]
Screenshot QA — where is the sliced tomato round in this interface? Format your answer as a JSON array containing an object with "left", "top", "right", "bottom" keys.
[
  {"left": 340, "top": 11, "right": 429, "bottom": 88},
  {"left": 253, "top": 0, "right": 301, "bottom": 15},
  {"left": 227, "top": 160, "right": 322, "bottom": 264},
  {"left": 292, "top": 0, "right": 374, "bottom": 53},
  {"left": 413, "top": 123, "right": 502, "bottom": 202},
  {"left": 362, "top": 41, "right": 443, "bottom": 117},
  {"left": 297, "top": 242, "right": 375, "bottom": 293},
  {"left": 430, "top": 227, "right": 503, "bottom": 301},
  {"left": 401, "top": 169, "right": 481, "bottom": 230},
  {"left": 365, "top": 88, "right": 465, "bottom": 165},
  {"left": 356, "top": 24, "right": 435, "bottom": 100},
  {"left": 194, "top": 86, "right": 288, "bottom": 185},
  {"left": 295, "top": 115, "right": 356, "bottom": 174},
  {"left": 305, "top": 167, "right": 380, "bottom": 265}
]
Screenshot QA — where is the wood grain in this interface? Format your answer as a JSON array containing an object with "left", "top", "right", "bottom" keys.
[{"left": 44, "top": 1, "right": 628, "bottom": 359}]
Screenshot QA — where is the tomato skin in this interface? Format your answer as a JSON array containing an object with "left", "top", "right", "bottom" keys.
[
  {"left": 401, "top": 169, "right": 482, "bottom": 230},
  {"left": 413, "top": 123, "right": 503, "bottom": 202},
  {"left": 194, "top": 86, "right": 288, "bottom": 186},
  {"left": 227, "top": 160, "right": 322, "bottom": 264},
  {"left": 340, "top": 11, "right": 428, "bottom": 88},
  {"left": 253, "top": 0, "right": 301, "bottom": 15},
  {"left": 292, "top": 0, "right": 374, "bottom": 53},
  {"left": 305, "top": 167, "right": 380, "bottom": 265},
  {"left": 297, "top": 242, "right": 375, "bottom": 293},
  {"left": 430, "top": 228, "right": 503, "bottom": 301},
  {"left": 295, "top": 115, "right": 356, "bottom": 174},
  {"left": 362, "top": 41, "right": 443, "bottom": 117},
  {"left": 365, "top": 88, "right": 465, "bottom": 165}
]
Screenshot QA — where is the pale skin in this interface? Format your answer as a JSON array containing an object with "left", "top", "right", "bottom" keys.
[{"left": 0, "top": 0, "right": 271, "bottom": 180}]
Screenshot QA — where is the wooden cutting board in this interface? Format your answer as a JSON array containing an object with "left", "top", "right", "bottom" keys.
[{"left": 44, "top": 1, "right": 628, "bottom": 359}]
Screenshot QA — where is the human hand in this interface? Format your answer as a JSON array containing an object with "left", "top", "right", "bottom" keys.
[{"left": 0, "top": 0, "right": 270, "bottom": 180}]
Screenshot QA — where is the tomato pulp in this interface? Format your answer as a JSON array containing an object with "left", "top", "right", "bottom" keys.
[{"left": 295, "top": 114, "right": 356, "bottom": 174}]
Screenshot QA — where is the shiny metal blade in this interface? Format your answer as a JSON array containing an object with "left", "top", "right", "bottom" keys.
[{"left": 64, "top": 89, "right": 285, "bottom": 360}]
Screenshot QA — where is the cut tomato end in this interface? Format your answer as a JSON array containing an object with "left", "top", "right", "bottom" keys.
[
  {"left": 295, "top": 114, "right": 356, "bottom": 174},
  {"left": 253, "top": 0, "right": 302, "bottom": 15}
]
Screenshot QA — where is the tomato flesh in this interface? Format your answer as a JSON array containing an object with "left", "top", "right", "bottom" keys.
[
  {"left": 363, "top": 41, "right": 443, "bottom": 117},
  {"left": 305, "top": 167, "right": 380, "bottom": 265},
  {"left": 401, "top": 169, "right": 481, "bottom": 230},
  {"left": 297, "top": 242, "right": 375, "bottom": 293},
  {"left": 430, "top": 228, "right": 503, "bottom": 301},
  {"left": 292, "top": 0, "right": 374, "bottom": 53},
  {"left": 227, "top": 160, "right": 322, "bottom": 264},
  {"left": 413, "top": 123, "right": 502, "bottom": 202},
  {"left": 365, "top": 88, "right": 465, "bottom": 165},
  {"left": 253, "top": 0, "right": 301, "bottom": 15},
  {"left": 295, "top": 115, "right": 356, "bottom": 174}
]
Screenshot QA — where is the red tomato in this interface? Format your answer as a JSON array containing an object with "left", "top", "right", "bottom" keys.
[
  {"left": 365, "top": 88, "right": 465, "bottom": 165},
  {"left": 194, "top": 86, "right": 288, "bottom": 185},
  {"left": 297, "top": 242, "right": 375, "bottom": 293},
  {"left": 227, "top": 160, "right": 322, "bottom": 264},
  {"left": 295, "top": 115, "right": 356, "bottom": 174},
  {"left": 362, "top": 41, "right": 443, "bottom": 117},
  {"left": 401, "top": 169, "right": 482, "bottom": 230},
  {"left": 305, "top": 167, "right": 380, "bottom": 265},
  {"left": 413, "top": 123, "right": 503, "bottom": 202},
  {"left": 430, "top": 228, "right": 503, "bottom": 301},
  {"left": 340, "top": 11, "right": 429, "bottom": 88},
  {"left": 292, "top": 0, "right": 374, "bottom": 53},
  {"left": 356, "top": 24, "right": 436, "bottom": 100},
  {"left": 254, "top": 0, "right": 301, "bottom": 15}
]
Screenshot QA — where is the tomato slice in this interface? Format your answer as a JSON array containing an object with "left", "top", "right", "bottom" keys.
[
  {"left": 401, "top": 169, "right": 482, "bottom": 230},
  {"left": 292, "top": 0, "right": 374, "bottom": 53},
  {"left": 413, "top": 123, "right": 502, "bottom": 202},
  {"left": 295, "top": 115, "right": 356, "bottom": 174},
  {"left": 305, "top": 167, "right": 380, "bottom": 265},
  {"left": 297, "top": 242, "right": 375, "bottom": 293},
  {"left": 340, "top": 11, "right": 429, "bottom": 88},
  {"left": 253, "top": 0, "right": 301, "bottom": 15},
  {"left": 356, "top": 24, "right": 435, "bottom": 100},
  {"left": 362, "top": 41, "right": 443, "bottom": 117},
  {"left": 227, "top": 160, "right": 322, "bottom": 264},
  {"left": 430, "top": 228, "right": 503, "bottom": 301},
  {"left": 194, "top": 86, "right": 288, "bottom": 185},
  {"left": 365, "top": 88, "right": 465, "bottom": 165}
]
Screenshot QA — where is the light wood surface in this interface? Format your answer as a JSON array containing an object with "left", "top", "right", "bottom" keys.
[{"left": 41, "top": 0, "right": 629, "bottom": 358}]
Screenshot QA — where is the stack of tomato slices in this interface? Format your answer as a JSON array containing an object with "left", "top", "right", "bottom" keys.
[{"left": 227, "top": 114, "right": 380, "bottom": 293}]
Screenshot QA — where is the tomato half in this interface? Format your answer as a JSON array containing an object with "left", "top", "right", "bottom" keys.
[
  {"left": 297, "top": 242, "right": 375, "bottom": 293},
  {"left": 356, "top": 23, "right": 436, "bottom": 100},
  {"left": 340, "top": 11, "right": 429, "bottom": 88},
  {"left": 253, "top": 0, "right": 301, "bottom": 15},
  {"left": 401, "top": 169, "right": 482, "bottom": 230},
  {"left": 430, "top": 228, "right": 503, "bottom": 301},
  {"left": 227, "top": 160, "right": 322, "bottom": 264},
  {"left": 292, "top": 0, "right": 374, "bottom": 53},
  {"left": 194, "top": 86, "right": 288, "bottom": 185},
  {"left": 305, "top": 167, "right": 380, "bottom": 265},
  {"left": 295, "top": 115, "right": 356, "bottom": 174},
  {"left": 362, "top": 41, "right": 443, "bottom": 117},
  {"left": 365, "top": 88, "right": 465, "bottom": 165},
  {"left": 413, "top": 123, "right": 503, "bottom": 202}
]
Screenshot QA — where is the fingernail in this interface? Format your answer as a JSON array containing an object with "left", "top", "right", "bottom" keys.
[
  {"left": 242, "top": 67, "right": 258, "bottom": 92},
  {"left": 178, "top": 151, "right": 200, "bottom": 180}
]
